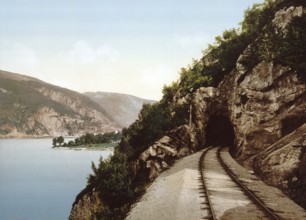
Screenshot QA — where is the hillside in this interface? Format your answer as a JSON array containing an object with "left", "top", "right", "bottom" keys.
[
  {"left": 0, "top": 70, "right": 120, "bottom": 137},
  {"left": 69, "top": 1, "right": 306, "bottom": 219},
  {"left": 84, "top": 92, "right": 155, "bottom": 127}
]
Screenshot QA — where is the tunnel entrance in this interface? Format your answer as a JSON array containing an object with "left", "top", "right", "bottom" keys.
[
  {"left": 281, "top": 115, "right": 306, "bottom": 137},
  {"left": 205, "top": 115, "right": 235, "bottom": 147}
]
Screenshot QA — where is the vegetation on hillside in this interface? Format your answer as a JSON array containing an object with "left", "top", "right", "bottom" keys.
[
  {"left": 239, "top": 1, "right": 306, "bottom": 77},
  {"left": 0, "top": 78, "right": 77, "bottom": 133},
  {"left": 0, "top": 73, "right": 117, "bottom": 135},
  {"left": 86, "top": 152, "right": 133, "bottom": 219},
  {"left": 74, "top": 0, "right": 306, "bottom": 218},
  {"left": 178, "top": 0, "right": 306, "bottom": 96},
  {"left": 52, "top": 132, "right": 122, "bottom": 148}
]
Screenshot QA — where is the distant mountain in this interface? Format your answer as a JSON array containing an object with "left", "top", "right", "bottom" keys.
[
  {"left": 84, "top": 92, "right": 156, "bottom": 127},
  {"left": 0, "top": 70, "right": 120, "bottom": 138}
]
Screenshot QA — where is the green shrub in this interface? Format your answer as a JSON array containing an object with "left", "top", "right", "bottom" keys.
[{"left": 87, "top": 151, "right": 133, "bottom": 219}]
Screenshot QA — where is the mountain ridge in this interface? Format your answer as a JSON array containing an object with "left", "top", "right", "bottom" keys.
[
  {"left": 0, "top": 70, "right": 152, "bottom": 137},
  {"left": 84, "top": 91, "right": 156, "bottom": 127}
]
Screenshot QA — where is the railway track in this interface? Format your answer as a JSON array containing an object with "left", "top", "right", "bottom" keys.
[
  {"left": 127, "top": 146, "right": 306, "bottom": 220},
  {"left": 198, "top": 147, "right": 280, "bottom": 220}
]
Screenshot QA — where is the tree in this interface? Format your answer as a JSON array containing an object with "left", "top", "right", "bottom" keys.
[
  {"left": 74, "top": 137, "right": 81, "bottom": 146},
  {"left": 52, "top": 138, "right": 57, "bottom": 147},
  {"left": 57, "top": 136, "right": 64, "bottom": 146},
  {"left": 85, "top": 133, "right": 95, "bottom": 145},
  {"left": 86, "top": 152, "right": 133, "bottom": 219},
  {"left": 68, "top": 140, "right": 75, "bottom": 147},
  {"left": 91, "top": 152, "right": 133, "bottom": 208},
  {"left": 80, "top": 136, "right": 85, "bottom": 145}
]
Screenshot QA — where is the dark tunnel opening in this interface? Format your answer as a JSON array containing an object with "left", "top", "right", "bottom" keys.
[
  {"left": 281, "top": 115, "right": 306, "bottom": 137},
  {"left": 205, "top": 115, "right": 235, "bottom": 147}
]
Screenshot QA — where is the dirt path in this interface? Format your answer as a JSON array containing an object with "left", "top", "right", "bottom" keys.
[{"left": 126, "top": 150, "right": 207, "bottom": 220}]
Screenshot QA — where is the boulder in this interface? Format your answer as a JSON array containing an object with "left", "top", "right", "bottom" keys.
[{"left": 136, "top": 125, "right": 197, "bottom": 181}]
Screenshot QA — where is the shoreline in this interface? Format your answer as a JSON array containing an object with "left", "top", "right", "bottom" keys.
[
  {"left": 52, "top": 142, "right": 117, "bottom": 151},
  {"left": 52, "top": 145, "right": 115, "bottom": 151},
  {"left": 53, "top": 146, "right": 115, "bottom": 151},
  {"left": 0, "top": 135, "right": 78, "bottom": 139}
]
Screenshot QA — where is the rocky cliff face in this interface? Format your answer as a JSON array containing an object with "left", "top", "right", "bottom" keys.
[
  {"left": 131, "top": 125, "right": 198, "bottom": 181},
  {"left": 129, "top": 3, "right": 306, "bottom": 209},
  {"left": 253, "top": 123, "right": 306, "bottom": 207},
  {"left": 191, "top": 61, "right": 306, "bottom": 162},
  {"left": 36, "top": 87, "right": 117, "bottom": 135},
  {"left": 69, "top": 191, "right": 104, "bottom": 220},
  {"left": 130, "top": 59, "right": 305, "bottom": 180},
  {"left": 186, "top": 4, "right": 306, "bottom": 209}
]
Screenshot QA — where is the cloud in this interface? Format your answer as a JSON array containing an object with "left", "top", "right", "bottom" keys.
[
  {"left": 135, "top": 65, "right": 179, "bottom": 99},
  {"left": 174, "top": 33, "right": 213, "bottom": 48},
  {"left": 0, "top": 40, "right": 178, "bottom": 100},
  {"left": 141, "top": 65, "right": 178, "bottom": 86},
  {"left": 0, "top": 42, "right": 40, "bottom": 73},
  {"left": 60, "top": 40, "right": 120, "bottom": 64}
]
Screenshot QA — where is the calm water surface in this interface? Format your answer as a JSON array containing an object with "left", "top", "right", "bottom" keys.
[{"left": 0, "top": 139, "right": 112, "bottom": 220}]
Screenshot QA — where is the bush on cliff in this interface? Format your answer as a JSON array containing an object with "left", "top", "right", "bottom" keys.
[
  {"left": 86, "top": 151, "right": 133, "bottom": 219},
  {"left": 178, "top": 0, "right": 306, "bottom": 95}
]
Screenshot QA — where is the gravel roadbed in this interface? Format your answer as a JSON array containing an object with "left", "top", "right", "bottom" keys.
[
  {"left": 126, "top": 150, "right": 208, "bottom": 220},
  {"left": 220, "top": 147, "right": 306, "bottom": 220}
]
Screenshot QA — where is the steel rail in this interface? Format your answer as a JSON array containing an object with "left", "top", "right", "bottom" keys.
[
  {"left": 199, "top": 146, "right": 216, "bottom": 220},
  {"left": 216, "top": 147, "right": 280, "bottom": 220}
]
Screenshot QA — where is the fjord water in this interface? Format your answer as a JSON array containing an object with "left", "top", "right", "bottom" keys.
[{"left": 0, "top": 139, "right": 112, "bottom": 220}]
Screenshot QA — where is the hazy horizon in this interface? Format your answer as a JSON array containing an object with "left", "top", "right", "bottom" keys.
[{"left": 0, "top": 0, "right": 263, "bottom": 100}]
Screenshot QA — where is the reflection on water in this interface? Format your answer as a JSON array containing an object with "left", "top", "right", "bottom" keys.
[{"left": 0, "top": 139, "right": 112, "bottom": 220}]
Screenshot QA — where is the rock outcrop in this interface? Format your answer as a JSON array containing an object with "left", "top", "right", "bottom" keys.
[
  {"left": 191, "top": 61, "right": 306, "bottom": 162},
  {"left": 273, "top": 5, "right": 304, "bottom": 31},
  {"left": 253, "top": 123, "right": 306, "bottom": 208},
  {"left": 69, "top": 191, "right": 104, "bottom": 220},
  {"left": 133, "top": 125, "right": 197, "bottom": 181}
]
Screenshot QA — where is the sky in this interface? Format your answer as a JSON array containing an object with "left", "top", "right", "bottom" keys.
[{"left": 0, "top": 0, "right": 263, "bottom": 100}]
